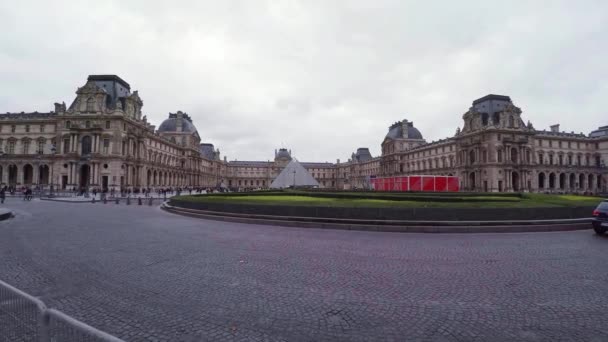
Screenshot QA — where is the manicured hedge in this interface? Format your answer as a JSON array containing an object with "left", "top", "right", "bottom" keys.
[{"left": 197, "top": 191, "right": 521, "bottom": 203}]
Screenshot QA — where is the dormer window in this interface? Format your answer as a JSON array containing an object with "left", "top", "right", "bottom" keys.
[{"left": 86, "top": 98, "right": 95, "bottom": 112}]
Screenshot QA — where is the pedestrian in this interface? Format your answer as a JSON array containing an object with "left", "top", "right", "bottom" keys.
[{"left": 0, "top": 187, "right": 5, "bottom": 204}]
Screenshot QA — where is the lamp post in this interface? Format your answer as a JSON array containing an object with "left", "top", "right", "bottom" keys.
[
  {"left": 293, "top": 169, "right": 296, "bottom": 189},
  {"left": 0, "top": 148, "right": 4, "bottom": 188},
  {"left": 35, "top": 151, "right": 42, "bottom": 196},
  {"left": 50, "top": 145, "right": 56, "bottom": 197}
]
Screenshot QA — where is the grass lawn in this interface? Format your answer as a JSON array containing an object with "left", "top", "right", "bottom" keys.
[{"left": 174, "top": 193, "right": 605, "bottom": 208}]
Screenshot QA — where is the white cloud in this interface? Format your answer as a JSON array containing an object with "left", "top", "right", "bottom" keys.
[{"left": 1, "top": 0, "right": 607, "bottom": 161}]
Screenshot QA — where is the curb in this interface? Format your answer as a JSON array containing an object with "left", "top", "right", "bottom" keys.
[
  {"left": 161, "top": 203, "right": 591, "bottom": 234},
  {"left": 0, "top": 209, "right": 13, "bottom": 221},
  {"left": 40, "top": 197, "right": 167, "bottom": 203}
]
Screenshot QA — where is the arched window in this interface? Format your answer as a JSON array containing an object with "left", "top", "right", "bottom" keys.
[
  {"left": 66, "top": 121, "right": 71, "bottom": 129},
  {"left": 81, "top": 136, "right": 92, "bottom": 155},
  {"left": 492, "top": 113, "right": 500, "bottom": 125},
  {"left": 86, "top": 98, "right": 95, "bottom": 112}
]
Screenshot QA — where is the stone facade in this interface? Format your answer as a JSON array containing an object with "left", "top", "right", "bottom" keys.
[
  {"left": 1, "top": 77, "right": 607, "bottom": 194},
  {"left": 0, "top": 75, "right": 218, "bottom": 190},
  {"left": 378, "top": 94, "right": 608, "bottom": 193}
]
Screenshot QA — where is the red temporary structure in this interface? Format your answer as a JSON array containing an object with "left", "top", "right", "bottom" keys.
[{"left": 370, "top": 175, "right": 460, "bottom": 192}]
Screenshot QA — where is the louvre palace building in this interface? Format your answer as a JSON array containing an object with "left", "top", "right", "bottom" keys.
[{"left": 0, "top": 75, "right": 606, "bottom": 193}]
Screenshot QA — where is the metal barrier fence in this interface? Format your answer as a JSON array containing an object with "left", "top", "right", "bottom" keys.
[{"left": 0, "top": 280, "right": 124, "bottom": 342}]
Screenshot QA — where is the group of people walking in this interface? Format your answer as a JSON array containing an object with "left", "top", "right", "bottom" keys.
[{"left": 0, "top": 186, "right": 34, "bottom": 203}]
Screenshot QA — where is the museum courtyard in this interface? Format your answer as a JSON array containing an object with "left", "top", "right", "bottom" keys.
[{"left": 1, "top": 199, "right": 608, "bottom": 341}]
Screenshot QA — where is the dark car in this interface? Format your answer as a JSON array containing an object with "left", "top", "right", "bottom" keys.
[{"left": 592, "top": 200, "right": 608, "bottom": 235}]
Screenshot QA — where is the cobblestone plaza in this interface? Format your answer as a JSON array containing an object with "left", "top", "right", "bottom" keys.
[{"left": 1, "top": 199, "right": 608, "bottom": 341}]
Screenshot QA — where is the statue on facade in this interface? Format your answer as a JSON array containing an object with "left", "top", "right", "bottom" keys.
[
  {"left": 527, "top": 120, "right": 534, "bottom": 130},
  {"left": 456, "top": 127, "right": 461, "bottom": 135}
]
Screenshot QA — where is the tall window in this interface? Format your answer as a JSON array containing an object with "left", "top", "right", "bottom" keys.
[
  {"left": 7, "top": 141, "right": 15, "bottom": 154},
  {"left": 38, "top": 140, "right": 44, "bottom": 154},
  {"left": 497, "top": 150, "right": 503, "bottom": 163},
  {"left": 568, "top": 155, "right": 572, "bottom": 165},
  {"left": 103, "top": 139, "right": 109, "bottom": 154},
  {"left": 40, "top": 124, "right": 45, "bottom": 132},
  {"left": 25, "top": 125, "right": 30, "bottom": 133},
  {"left": 577, "top": 155, "right": 581, "bottom": 165},
  {"left": 11, "top": 125, "right": 16, "bottom": 133},
  {"left": 538, "top": 153, "right": 544, "bottom": 165},
  {"left": 549, "top": 155, "right": 554, "bottom": 165},
  {"left": 105, "top": 121, "right": 111, "bottom": 129},
  {"left": 66, "top": 121, "right": 71, "bottom": 129},
  {"left": 23, "top": 140, "right": 30, "bottom": 154},
  {"left": 86, "top": 98, "right": 95, "bottom": 112},
  {"left": 586, "top": 156, "right": 590, "bottom": 166},
  {"left": 81, "top": 136, "right": 92, "bottom": 155},
  {"left": 85, "top": 121, "right": 90, "bottom": 128},
  {"left": 508, "top": 116, "right": 514, "bottom": 127}
]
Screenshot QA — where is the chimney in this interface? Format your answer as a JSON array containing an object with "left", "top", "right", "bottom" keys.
[
  {"left": 401, "top": 120, "right": 409, "bottom": 139},
  {"left": 550, "top": 124, "right": 559, "bottom": 133},
  {"left": 176, "top": 111, "right": 183, "bottom": 132}
]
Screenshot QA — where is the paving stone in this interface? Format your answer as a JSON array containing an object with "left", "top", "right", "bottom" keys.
[{"left": 0, "top": 198, "right": 607, "bottom": 341}]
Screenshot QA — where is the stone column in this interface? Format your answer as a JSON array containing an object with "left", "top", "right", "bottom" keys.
[{"left": 33, "top": 165, "right": 39, "bottom": 186}]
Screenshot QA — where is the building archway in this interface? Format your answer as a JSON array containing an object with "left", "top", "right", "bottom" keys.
[
  {"left": 79, "top": 164, "right": 90, "bottom": 189},
  {"left": 538, "top": 172, "right": 546, "bottom": 189},
  {"left": 39, "top": 165, "right": 50, "bottom": 184},
  {"left": 512, "top": 172, "right": 520, "bottom": 192},
  {"left": 559, "top": 173, "right": 566, "bottom": 190},
  {"left": 147, "top": 169, "right": 152, "bottom": 186},
  {"left": 588, "top": 174, "right": 594, "bottom": 190},
  {"left": 569, "top": 173, "right": 576, "bottom": 190},
  {"left": 23, "top": 164, "right": 34, "bottom": 185},
  {"left": 579, "top": 174, "right": 585, "bottom": 190},
  {"left": 469, "top": 172, "right": 476, "bottom": 191},
  {"left": 549, "top": 173, "right": 556, "bottom": 189},
  {"left": 8, "top": 165, "right": 18, "bottom": 186}
]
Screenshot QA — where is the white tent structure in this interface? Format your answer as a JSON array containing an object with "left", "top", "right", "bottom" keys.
[{"left": 270, "top": 159, "right": 319, "bottom": 189}]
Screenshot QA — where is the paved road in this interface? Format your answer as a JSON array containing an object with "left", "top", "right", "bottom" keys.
[{"left": 1, "top": 199, "right": 607, "bottom": 341}]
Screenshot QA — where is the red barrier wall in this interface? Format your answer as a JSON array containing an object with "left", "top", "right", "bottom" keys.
[{"left": 369, "top": 175, "right": 460, "bottom": 192}]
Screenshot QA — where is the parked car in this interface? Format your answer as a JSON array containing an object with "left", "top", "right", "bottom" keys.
[{"left": 592, "top": 200, "right": 608, "bottom": 235}]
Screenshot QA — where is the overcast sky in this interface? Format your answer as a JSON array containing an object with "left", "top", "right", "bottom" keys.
[{"left": 1, "top": 1, "right": 607, "bottom": 162}]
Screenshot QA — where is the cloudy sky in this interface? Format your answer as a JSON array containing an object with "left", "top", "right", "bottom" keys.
[{"left": 1, "top": 1, "right": 607, "bottom": 162}]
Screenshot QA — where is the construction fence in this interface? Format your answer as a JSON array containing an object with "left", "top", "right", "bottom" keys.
[
  {"left": 370, "top": 175, "right": 460, "bottom": 192},
  {"left": 0, "top": 279, "right": 124, "bottom": 342}
]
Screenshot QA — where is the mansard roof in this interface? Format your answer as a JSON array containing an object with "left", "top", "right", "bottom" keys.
[{"left": 472, "top": 94, "right": 512, "bottom": 105}]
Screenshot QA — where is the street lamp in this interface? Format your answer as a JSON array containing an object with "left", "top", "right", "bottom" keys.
[
  {"left": 50, "top": 145, "right": 56, "bottom": 197},
  {"left": 0, "top": 148, "right": 4, "bottom": 189}
]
